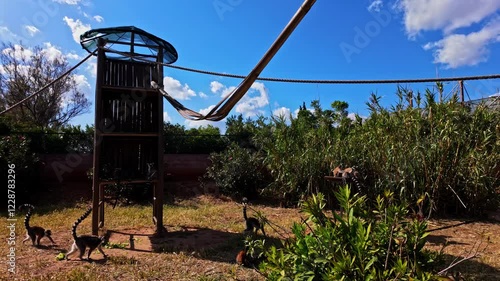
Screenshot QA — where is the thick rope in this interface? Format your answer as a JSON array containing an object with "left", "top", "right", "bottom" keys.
[
  {"left": 163, "top": 65, "right": 500, "bottom": 84},
  {"left": 104, "top": 48, "right": 500, "bottom": 85},
  {"left": 0, "top": 49, "right": 97, "bottom": 116}
]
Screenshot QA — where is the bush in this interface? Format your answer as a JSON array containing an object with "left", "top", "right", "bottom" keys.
[
  {"left": 202, "top": 143, "right": 269, "bottom": 199},
  {"left": 251, "top": 88, "right": 499, "bottom": 216},
  {"left": 347, "top": 90, "right": 500, "bottom": 216},
  {"left": 255, "top": 186, "right": 439, "bottom": 280},
  {"left": 102, "top": 183, "right": 153, "bottom": 206},
  {"left": 252, "top": 102, "right": 341, "bottom": 206}
]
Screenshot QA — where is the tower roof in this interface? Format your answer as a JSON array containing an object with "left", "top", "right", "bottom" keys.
[{"left": 80, "top": 26, "right": 178, "bottom": 64}]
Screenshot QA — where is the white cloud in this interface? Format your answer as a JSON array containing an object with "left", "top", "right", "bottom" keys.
[
  {"left": 368, "top": 0, "right": 383, "bottom": 12},
  {"left": 93, "top": 15, "right": 104, "bottom": 23},
  {"left": 41, "top": 42, "right": 64, "bottom": 62},
  {"left": 209, "top": 80, "right": 270, "bottom": 117},
  {"left": 53, "top": 0, "right": 82, "bottom": 5},
  {"left": 23, "top": 25, "right": 40, "bottom": 37},
  {"left": 63, "top": 16, "right": 91, "bottom": 44},
  {"left": 423, "top": 19, "right": 500, "bottom": 68},
  {"left": 1, "top": 44, "right": 34, "bottom": 60},
  {"left": 72, "top": 74, "right": 91, "bottom": 92},
  {"left": 0, "top": 26, "right": 20, "bottom": 42},
  {"left": 163, "top": 76, "right": 197, "bottom": 100},
  {"left": 163, "top": 111, "right": 172, "bottom": 122},
  {"left": 210, "top": 81, "right": 224, "bottom": 93},
  {"left": 272, "top": 107, "right": 291, "bottom": 122},
  {"left": 65, "top": 52, "right": 81, "bottom": 60},
  {"left": 86, "top": 56, "right": 97, "bottom": 77},
  {"left": 209, "top": 80, "right": 236, "bottom": 97},
  {"left": 221, "top": 86, "right": 236, "bottom": 98},
  {"left": 393, "top": 0, "right": 500, "bottom": 68},
  {"left": 396, "top": 0, "right": 500, "bottom": 37},
  {"left": 234, "top": 82, "right": 269, "bottom": 118},
  {"left": 199, "top": 92, "right": 208, "bottom": 99},
  {"left": 80, "top": 11, "right": 103, "bottom": 23}
]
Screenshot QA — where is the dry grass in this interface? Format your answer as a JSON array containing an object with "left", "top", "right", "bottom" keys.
[{"left": 1, "top": 196, "right": 499, "bottom": 280}]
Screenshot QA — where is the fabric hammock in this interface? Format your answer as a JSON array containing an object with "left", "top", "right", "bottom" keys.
[{"left": 152, "top": 0, "right": 317, "bottom": 121}]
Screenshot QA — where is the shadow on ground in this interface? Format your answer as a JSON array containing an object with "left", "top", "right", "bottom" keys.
[
  {"left": 437, "top": 254, "right": 500, "bottom": 281},
  {"left": 104, "top": 226, "right": 282, "bottom": 264}
]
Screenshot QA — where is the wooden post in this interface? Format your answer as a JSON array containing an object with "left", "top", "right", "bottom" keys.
[
  {"left": 92, "top": 38, "right": 106, "bottom": 235},
  {"left": 99, "top": 183, "right": 104, "bottom": 227},
  {"left": 154, "top": 47, "right": 166, "bottom": 236},
  {"left": 459, "top": 80, "right": 464, "bottom": 105}
]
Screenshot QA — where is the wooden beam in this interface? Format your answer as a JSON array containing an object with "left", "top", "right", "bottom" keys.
[
  {"left": 105, "top": 39, "right": 160, "bottom": 49},
  {"left": 98, "top": 180, "right": 158, "bottom": 185},
  {"left": 154, "top": 46, "right": 167, "bottom": 237},
  {"left": 92, "top": 38, "right": 107, "bottom": 235},
  {"left": 459, "top": 80, "right": 464, "bottom": 105},
  {"left": 99, "top": 133, "right": 160, "bottom": 137}
]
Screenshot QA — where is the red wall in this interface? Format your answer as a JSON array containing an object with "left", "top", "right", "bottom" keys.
[{"left": 39, "top": 154, "right": 211, "bottom": 183}]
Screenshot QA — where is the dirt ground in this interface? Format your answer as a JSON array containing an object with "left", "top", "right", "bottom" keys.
[
  {"left": 424, "top": 219, "right": 500, "bottom": 279},
  {"left": 2, "top": 181, "right": 499, "bottom": 280},
  {"left": 2, "top": 224, "right": 266, "bottom": 280},
  {"left": 3, "top": 216, "right": 499, "bottom": 280}
]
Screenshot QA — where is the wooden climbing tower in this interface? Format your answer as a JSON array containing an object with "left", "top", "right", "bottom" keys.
[{"left": 80, "top": 26, "right": 178, "bottom": 236}]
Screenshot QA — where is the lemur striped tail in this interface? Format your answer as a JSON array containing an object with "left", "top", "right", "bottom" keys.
[
  {"left": 72, "top": 207, "right": 92, "bottom": 240},
  {"left": 18, "top": 204, "right": 35, "bottom": 231},
  {"left": 351, "top": 175, "right": 363, "bottom": 195},
  {"left": 349, "top": 169, "right": 365, "bottom": 195}
]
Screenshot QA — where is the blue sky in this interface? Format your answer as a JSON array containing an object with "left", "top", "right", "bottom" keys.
[{"left": 1, "top": 0, "right": 499, "bottom": 132}]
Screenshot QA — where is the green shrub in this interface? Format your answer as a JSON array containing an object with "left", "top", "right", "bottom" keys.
[
  {"left": 202, "top": 143, "right": 268, "bottom": 199},
  {"left": 255, "top": 186, "right": 439, "bottom": 280},
  {"left": 251, "top": 87, "right": 499, "bottom": 216},
  {"left": 348, "top": 90, "right": 499, "bottom": 216},
  {"left": 252, "top": 101, "right": 344, "bottom": 206}
]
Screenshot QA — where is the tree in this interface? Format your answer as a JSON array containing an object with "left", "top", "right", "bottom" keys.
[
  {"left": 186, "top": 125, "right": 227, "bottom": 153},
  {"left": 0, "top": 42, "right": 90, "bottom": 129},
  {"left": 225, "top": 114, "right": 257, "bottom": 148}
]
